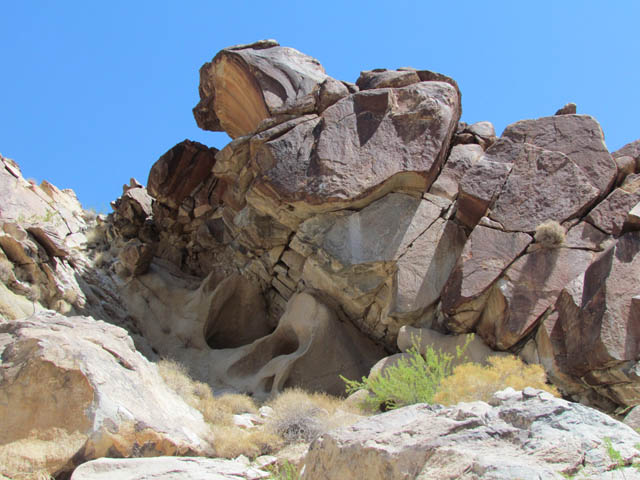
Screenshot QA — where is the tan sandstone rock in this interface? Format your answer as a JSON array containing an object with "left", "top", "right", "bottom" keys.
[{"left": 0, "top": 312, "right": 214, "bottom": 478}]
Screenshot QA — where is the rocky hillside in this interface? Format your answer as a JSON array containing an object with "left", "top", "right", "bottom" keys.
[{"left": 1, "top": 39, "right": 640, "bottom": 479}]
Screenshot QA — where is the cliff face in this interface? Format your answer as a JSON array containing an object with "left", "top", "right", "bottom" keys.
[
  {"left": 1, "top": 39, "right": 640, "bottom": 479},
  {"left": 1, "top": 39, "right": 640, "bottom": 433}
]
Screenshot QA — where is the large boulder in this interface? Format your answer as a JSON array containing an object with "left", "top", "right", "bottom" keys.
[
  {"left": 246, "top": 81, "right": 460, "bottom": 226},
  {"left": 147, "top": 140, "right": 219, "bottom": 210},
  {"left": 547, "top": 231, "right": 640, "bottom": 406},
  {"left": 497, "top": 114, "right": 617, "bottom": 195},
  {"left": 193, "top": 40, "right": 328, "bottom": 138},
  {"left": 0, "top": 312, "right": 214, "bottom": 479},
  {"left": 302, "top": 388, "right": 640, "bottom": 480},
  {"left": 442, "top": 225, "right": 531, "bottom": 333}
]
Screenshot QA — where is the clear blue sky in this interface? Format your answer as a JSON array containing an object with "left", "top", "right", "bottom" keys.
[{"left": 1, "top": 1, "right": 638, "bottom": 211}]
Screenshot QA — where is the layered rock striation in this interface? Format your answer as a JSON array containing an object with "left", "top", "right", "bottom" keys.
[{"left": 1, "top": 39, "right": 640, "bottom": 439}]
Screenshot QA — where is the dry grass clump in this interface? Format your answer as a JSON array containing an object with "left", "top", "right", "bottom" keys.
[
  {"left": 433, "top": 355, "right": 560, "bottom": 405},
  {"left": 211, "top": 425, "right": 283, "bottom": 459},
  {"left": 157, "top": 359, "right": 256, "bottom": 427},
  {"left": 534, "top": 220, "right": 566, "bottom": 248},
  {"left": 264, "top": 388, "right": 350, "bottom": 444},
  {"left": 158, "top": 358, "right": 280, "bottom": 459}
]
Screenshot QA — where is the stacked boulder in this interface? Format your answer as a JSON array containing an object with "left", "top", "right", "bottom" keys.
[{"left": 106, "top": 40, "right": 640, "bottom": 413}]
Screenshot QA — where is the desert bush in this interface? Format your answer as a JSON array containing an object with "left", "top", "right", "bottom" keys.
[
  {"left": 265, "top": 388, "right": 346, "bottom": 444},
  {"left": 342, "top": 338, "right": 469, "bottom": 411},
  {"left": 535, "top": 220, "right": 566, "bottom": 248},
  {"left": 433, "top": 355, "right": 560, "bottom": 405}
]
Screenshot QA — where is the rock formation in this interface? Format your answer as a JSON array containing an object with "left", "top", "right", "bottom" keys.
[
  {"left": 303, "top": 387, "right": 640, "bottom": 479},
  {"left": 1, "top": 39, "right": 640, "bottom": 478}
]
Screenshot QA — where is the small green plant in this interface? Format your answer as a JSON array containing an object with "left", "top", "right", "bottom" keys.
[
  {"left": 341, "top": 336, "right": 470, "bottom": 411},
  {"left": 604, "top": 437, "right": 625, "bottom": 469},
  {"left": 267, "top": 460, "right": 300, "bottom": 480}
]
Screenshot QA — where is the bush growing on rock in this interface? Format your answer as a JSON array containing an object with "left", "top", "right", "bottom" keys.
[
  {"left": 341, "top": 339, "right": 469, "bottom": 411},
  {"left": 534, "top": 219, "right": 566, "bottom": 247},
  {"left": 433, "top": 355, "right": 560, "bottom": 405}
]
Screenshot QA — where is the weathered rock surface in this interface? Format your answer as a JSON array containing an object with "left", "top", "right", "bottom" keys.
[
  {"left": 587, "top": 173, "right": 640, "bottom": 236},
  {"left": 4, "top": 40, "right": 640, "bottom": 425},
  {"left": 302, "top": 388, "right": 640, "bottom": 480},
  {"left": 247, "top": 81, "right": 460, "bottom": 225},
  {"left": 488, "top": 143, "right": 600, "bottom": 231},
  {"left": 0, "top": 312, "right": 214, "bottom": 478},
  {"left": 477, "top": 247, "right": 597, "bottom": 350},
  {"left": 71, "top": 456, "right": 270, "bottom": 480},
  {"left": 193, "top": 40, "right": 328, "bottom": 138},
  {"left": 498, "top": 114, "right": 616, "bottom": 195},
  {"left": 543, "top": 231, "right": 640, "bottom": 407},
  {"left": 442, "top": 225, "right": 531, "bottom": 332},
  {"left": 147, "top": 140, "right": 219, "bottom": 210}
]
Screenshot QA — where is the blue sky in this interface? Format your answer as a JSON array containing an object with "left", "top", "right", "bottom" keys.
[{"left": 1, "top": 1, "right": 638, "bottom": 211}]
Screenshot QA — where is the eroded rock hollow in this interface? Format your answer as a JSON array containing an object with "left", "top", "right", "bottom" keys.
[{"left": 2, "top": 38, "right": 640, "bottom": 478}]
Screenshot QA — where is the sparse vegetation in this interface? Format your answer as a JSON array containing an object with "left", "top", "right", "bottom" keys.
[
  {"left": 264, "top": 388, "right": 348, "bottom": 444},
  {"left": 433, "top": 355, "right": 560, "bottom": 405},
  {"left": 158, "top": 359, "right": 355, "bottom": 460},
  {"left": 267, "top": 460, "right": 300, "bottom": 480},
  {"left": 341, "top": 337, "right": 470, "bottom": 411},
  {"left": 535, "top": 219, "right": 566, "bottom": 248}
]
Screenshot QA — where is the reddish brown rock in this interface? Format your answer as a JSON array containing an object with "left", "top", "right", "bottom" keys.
[
  {"left": 356, "top": 69, "right": 421, "bottom": 90},
  {"left": 564, "top": 221, "right": 611, "bottom": 250},
  {"left": 455, "top": 158, "right": 512, "bottom": 229},
  {"left": 193, "top": 41, "right": 328, "bottom": 138},
  {"left": 553, "top": 232, "right": 640, "bottom": 379},
  {"left": 476, "top": 247, "right": 596, "bottom": 350},
  {"left": 613, "top": 139, "right": 640, "bottom": 164},
  {"left": 489, "top": 143, "right": 600, "bottom": 232},
  {"left": 554, "top": 103, "right": 577, "bottom": 115},
  {"left": 429, "top": 144, "right": 483, "bottom": 200},
  {"left": 587, "top": 174, "right": 640, "bottom": 236},
  {"left": 247, "top": 81, "right": 460, "bottom": 225},
  {"left": 499, "top": 115, "right": 616, "bottom": 194},
  {"left": 442, "top": 225, "right": 531, "bottom": 332},
  {"left": 147, "top": 140, "right": 218, "bottom": 209}
]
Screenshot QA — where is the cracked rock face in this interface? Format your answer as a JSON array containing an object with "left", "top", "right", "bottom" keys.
[
  {"left": 302, "top": 388, "right": 640, "bottom": 480},
  {"left": 3, "top": 40, "right": 640, "bottom": 416}
]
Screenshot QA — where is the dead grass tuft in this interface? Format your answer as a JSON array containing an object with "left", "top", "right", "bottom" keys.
[
  {"left": 212, "top": 425, "right": 283, "bottom": 459},
  {"left": 433, "top": 355, "right": 560, "bottom": 405},
  {"left": 534, "top": 220, "right": 566, "bottom": 248},
  {"left": 158, "top": 358, "right": 234, "bottom": 426},
  {"left": 265, "top": 388, "right": 356, "bottom": 444}
]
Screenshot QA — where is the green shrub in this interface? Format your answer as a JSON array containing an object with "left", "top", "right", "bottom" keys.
[{"left": 341, "top": 337, "right": 470, "bottom": 411}]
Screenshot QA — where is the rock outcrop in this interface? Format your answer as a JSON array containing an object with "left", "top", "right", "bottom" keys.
[
  {"left": 303, "top": 388, "right": 640, "bottom": 479},
  {"left": 69, "top": 40, "right": 640, "bottom": 411},
  {"left": 0, "top": 312, "right": 214, "bottom": 478},
  {"left": 2, "top": 42, "right": 640, "bottom": 480}
]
